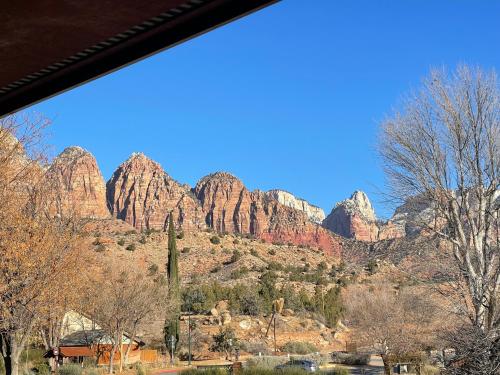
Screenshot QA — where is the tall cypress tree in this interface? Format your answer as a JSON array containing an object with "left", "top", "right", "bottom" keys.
[
  {"left": 166, "top": 213, "right": 179, "bottom": 291},
  {"left": 164, "top": 212, "right": 180, "bottom": 361}
]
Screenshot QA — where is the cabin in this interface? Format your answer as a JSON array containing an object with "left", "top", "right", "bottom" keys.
[{"left": 45, "top": 311, "right": 146, "bottom": 366}]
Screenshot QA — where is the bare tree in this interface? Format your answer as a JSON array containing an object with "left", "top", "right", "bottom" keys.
[
  {"left": 0, "top": 115, "right": 86, "bottom": 375},
  {"left": 379, "top": 65, "right": 499, "bottom": 334},
  {"left": 345, "top": 283, "right": 443, "bottom": 375},
  {"left": 93, "top": 262, "right": 166, "bottom": 374}
]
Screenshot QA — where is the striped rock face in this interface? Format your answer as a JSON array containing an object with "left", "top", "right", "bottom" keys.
[{"left": 47, "top": 146, "right": 109, "bottom": 219}]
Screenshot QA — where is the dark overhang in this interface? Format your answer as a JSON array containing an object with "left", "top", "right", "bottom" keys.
[{"left": 0, "top": 0, "right": 278, "bottom": 117}]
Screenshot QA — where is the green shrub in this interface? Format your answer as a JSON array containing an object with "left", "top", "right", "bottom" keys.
[
  {"left": 250, "top": 249, "right": 259, "bottom": 257},
  {"left": 139, "top": 235, "right": 147, "bottom": 244},
  {"left": 177, "top": 231, "right": 185, "bottom": 240},
  {"left": 135, "top": 362, "right": 148, "bottom": 375},
  {"left": 282, "top": 341, "right": 318, "bottom": 354},
  {"left": 126, "top": 243, "right": 136, "bottom": 251},
  {"left": 148, "top": 263, "right": 159, "bottom": 275},
  {"left": 182, "top": 369, "right": 228, "bottom": 375},
  {"left": 181, "top": 247, "right": 190, "bottom": 254},
  {"left": 59, "top": 364, "right": 83, "bottom": 375},
  {"left": 211, "top": 265, "right": 221, "bottom": 273},
  {"left": 230, "top": 249, "right": 242, "bottom": 263},
  {"left": 95, "top": 244, "right": 106, "bottom": 252},
  {"left": 125, "top": 230, "right": 137, "bottom": 235},
  {"left": 210, "top": 248, "right": 217, "bottom": 255},
  {"left": 117, "top": 238, "right": 125, "bottom": 246},
  {"left": 210, "top": 235, "right": 221, "bottom": 245},
  {"left": 233, "top": 239, "right": 240, "bottom": 245},
  {"left": 92, "top": 238, "right": 101, "bottom": 246},
  {"left": 83, "top": 368, "right": 100, "bottom": 375},
  {"left": 330, "top": 352, "right": 369, "bottom": 365},
  {"left": 365, "top": 259, "right": 378, "bottom": 274},
  {"left": 268, "top": 249, "right": 276, "bottom": 256},
  {"left": 230, "top": 266, "right": 250, "bottom": 280},
  {"left": 34, "top": 362, "right": 50, "bottom": 375}
]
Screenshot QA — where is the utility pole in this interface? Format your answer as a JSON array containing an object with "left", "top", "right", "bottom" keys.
[{"left": 188, "top": 311, "right": 192, "bottom": 366}]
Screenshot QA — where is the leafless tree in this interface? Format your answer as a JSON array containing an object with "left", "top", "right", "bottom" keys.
[
  {"left": 345, "top": 283, "right": 443, "bottom": 375},
  {"left": 0, "top": 115, "right": 87, "bottom": 375},
  {"left": 93, "top": 262, "right": 166, "bottom": 374},
  {"left": 379, "top": 65, "right": 499, "bottom": 335}
]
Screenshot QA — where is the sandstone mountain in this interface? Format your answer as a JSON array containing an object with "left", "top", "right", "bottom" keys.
[
  {"left": 47, "top": 146, "right": 108, "bottom": 219},
  {"left": 46, "top": 146, "right": 428, "bottom": 253},
  {"left": 106, "top": 152, "right": 204, "bottom": 231},
  {"left": 266, "top": 189, "right": 325, "bottom": 224},
  {"left": 323, "top": 191, "right": 379, "bottom": 241},
  {"left": 193, "top": 172, "right": 343, "bottom": 256},
  {"left": 322, "top": 191, "right": 405, "bottom": 242}
]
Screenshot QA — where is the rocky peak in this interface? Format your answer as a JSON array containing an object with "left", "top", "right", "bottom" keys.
[
  {"left": 47, "top": 146, "right": 109, "bottom": 218},
  {"left": 266, "top": 189, "right": 325, "bottom": 224},
  {"left": 106, "top": 153, "right": 204, "bottom": 231},
  {"left": 194, "top": 172, "right": 249, "bottom": 233},
  {"left": 323, "top": 191, "right": 378, "bottom": 241},
  {"left": 341, "top": 190, "right": 376, "bottom": 222}
]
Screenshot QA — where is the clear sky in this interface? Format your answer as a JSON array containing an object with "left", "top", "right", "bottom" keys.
[{"left": 28, "top": 0, "right": 500, "bottom": 219}]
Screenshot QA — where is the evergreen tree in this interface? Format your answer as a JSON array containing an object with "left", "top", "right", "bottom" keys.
[
  {"left": 166, "top": 213, "right": 179, "bottom": 291},
  {"left": 164, "top": 212, "right": 180, "bottom": 361}
]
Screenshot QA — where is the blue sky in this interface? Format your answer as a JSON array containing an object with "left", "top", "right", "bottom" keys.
[{"left": 28, "top": 0, "right": 500, "bottom": 219}]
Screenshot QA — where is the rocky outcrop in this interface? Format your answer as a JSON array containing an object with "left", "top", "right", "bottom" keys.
[
  {"left": 323, "top": 191, "right": 379, "bottom": 241},
  {"left": 47, "top": 146, "right": 109, "bottom": 218},
  {"left": 106, "top": 153, "right": 204, "bottom": 231},
  {"left": 194, "top": 173, "right": 343, "bottom": 255},
  {"left": 266, "top": 189, "right": 325, "bottom": 224}
]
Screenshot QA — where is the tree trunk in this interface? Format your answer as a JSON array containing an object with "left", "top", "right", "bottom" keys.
[
  {"left": 123, "top": 326, "right": 137, "bottom": 368},
  {"left": 119, "top": 329, "right": 124, "bottom": 373},
  {"left": 109, "top": 343, "right": 117, "bottom": 374},
  {"left": 381, "top": 354, "right": 393, "bottom": 375},
  {"left": 1, "top": 333, "right": 22, "bottom": 375}
]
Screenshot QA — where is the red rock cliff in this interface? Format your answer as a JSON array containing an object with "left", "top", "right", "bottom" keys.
[
  {"left": 47, "top": 146, "right": 109, "bottom": 219},
  {"left": 106, "top": 153, "right": 204, "bottom": 231}
]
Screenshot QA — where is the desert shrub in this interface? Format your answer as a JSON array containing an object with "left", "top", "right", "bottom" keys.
[
  {"left": 330, "top": 352, "right": 370, "bottom": 365},
  {"left": 177, "top": 231, "right": 185, "bottom": 239},
  {"left": 34, "top": 362, "right": 50, "bottom": 375},
  {"left": 182, "top": 369, "right": 228, "bottom": 375},
  {"left": 421, "top": 365, "right": 440, "bottom": 375},
  {"left": 230, "top": 266, "right": 249, "bottom": 279},
  {"left": 139, "top": 235, "right": 147, "bottom": 244},
  {"left": 282, "top": 341, "right": 318, "bottom": 354},
  {"left": 250, "top": 248, "right": 259, "bottom": 257},
  {"left": 59, "top": 364, "right": 83, "bottom": 375},
  {"left": 322, "top": 369, "right": 349, "bottom": 375},
  {"left": 148, "top": 263, "right": 158, "bottom": 275},
  {"left": 95, "top": 244, "right": 106, "bottom": 252},
  {"left": 181, "top": 247, "right": 190, "bottom": 254},
  {"left": 211, "top": 265, "right": 221, "bottom": 273},
  {"left": 317, "top": 261, "right": 328, "bottom": 272},
  {"left": 125, "top": 230, "right": 137, "bottom": 235},
  {"left": 135, "top": 362, "right": 149, "bottom": 375},
  {"left": 239, "top": 340, "right": 270, "bottom": 355},
  {"left": 210, "top": 248, "right": 216, "bottom": 255},
  {"left": 233, "top": 238, "right": 240, "bottom": 245},
  {"left": 268, "top": 249, "right": 276, "bottom": 256},
  {"left": 83, "top": 368, "right": 100, "bottom": 375},
  {"left": 230, "top": 249, "right": 242, "bottom": 263},
  {"left": 267, "top": 261, "right": 283, "bottom": 271},
  {"left": 117, "top": 238, "right": 125, "bottom": 246},
  {"left": 126, "top": 243, "right": 136, "bottom": 251},
  {"left": 245, "top": 355, "right": 288, "bottom": 369},
  {"left": 92, "top": 238, "right": 101, "bottom": 246},
  {"left": 210, "top": 235, "right": 221, "bottom": 245},
  {"left": 365, "top": 259, "right": 378, "bottom": 274}
]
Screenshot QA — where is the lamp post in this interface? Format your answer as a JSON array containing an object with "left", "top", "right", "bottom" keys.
[{"left": 188, "top": 311, "right": 192, "bottom": 366}]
